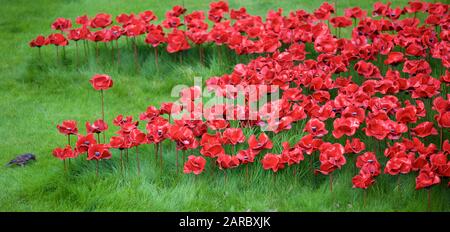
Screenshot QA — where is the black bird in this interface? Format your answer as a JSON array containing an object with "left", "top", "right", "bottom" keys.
[{"left": 6, "top": 153, "right": 36, "bottom": 167}]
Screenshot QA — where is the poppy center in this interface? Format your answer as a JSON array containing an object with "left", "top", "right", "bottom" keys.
[{"left": 95, "top": 151, "right": 101, "bottom": 157}]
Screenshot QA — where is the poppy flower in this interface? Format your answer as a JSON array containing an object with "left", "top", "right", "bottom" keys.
[
  {"left": 314, "top": 2, "right": 335, "bottom": 20},
  {"left": 345, "top": 138, "right": 366, "bottom": 154},
  {"left": 75, "top": 133, "right": 97, "bottom": 153},
  {"left": 52, "top": 145, "right": 76, "bottom": 160},
  {"left": 109, "top": 135, "right": 128, "bottom": 150},
  {"left": 236, "top": 149, "right": 257, "bottom": 164},
  {"left": 384, "top": 52, "right": 405, "bottom": 65},
  {"left": 57, "top": 120, "right": 78, "bottom": 135},
  {"left": 89, "top": 13, "right": 112, "bottom": 28},
  {"left": 281, "top": 142, "right": 304, "bottom": 165},
  {"left": 166, "top": 5, "right": 186, "bottom": 17},
  {"left": 29, "top": 35, "right": 49, "bottom": 48},
  {"left": 415, "top": 165, "right": 441, "bottom": 190},
  {"left": 222, "top": 128, "right": 245, "bottom": 145},
  {"left": 207, "top": 119, "right": 230, "bottom": 131},
  {"left": 184, "top": 155, "right": 207, "bottom": 175},
  {"left": 146, "top": 117, "right": 170, "bottom": 144},
  {"left": 75, "top": 15, "right": 89, "bottom": 25},
  {"left": 200, "top": 132, "right": 225, "bottom": 158},
  {"left": 330, "top": 16, "right": 352, "bottom": 28},
  {"left": 411, "top": 122, "right": 438, "bottom": 138},
  {"left": 86, "top": 119, "right": 108, "bottom": 134},
  {"left": 344, "top": 7, "right": 367, "bottom": 19},
  {"left": 51, "top": 18, "right": 72, "bottom": 31},
  {"left": 354, "top": 61, "right": 382, "bottom": 79},
  {"left": 356, "top": 152, "right": 381, "bottom": 176},
  {"left": 169, "top": 124, "right": 198, "bottom": 150},
  {"left": 304, "top": 118, "right": 328, "bottom": 137},
  {"left": 384, "top": 152, "right": 414, "bottom": 175},
  {"left": 297, "top": 134, "right": 323, "bottom": 155},
  {"left": 87, "top": 144, "right": 112, "bottom": 160},
  {"left": 216, "top": 154, "right": 240, "bottom": 170},
  {"left": 395, "top": 105, "right": 418, "bottom": 124},
  {"left": 352, "top": 171, "right": 375, "bottom": 189},
  {"left": 89, "top": 74, "right": 113, "bottom": 90},
  {"left": 145, "top": 25, "right": 166, "bottom": 47},
  {"left": 140, "top": 106, "right": 160, "bottom": 122},
  {"left": 316, "top": 143, "right": 346, "bottom": 175},
  {"left": 332, "top": 117, "right": 360, "bottom": 139},
  {"left": 248, "top": 133, "right": 273, "bottom": 153},
  {"left": 48, "top": 33, "right": 68, "bottom": 46},
  {"left": 166, "top": 29, "right": 190, "bottom": 53},
  {"left": 113, "top": 115, "right": 136, "bottom": 127},
  {"left": 261, "top": 153, "right": 285, "bottom": 172},
  {"left": 139, "top": 10, "right": 157, "bottom": 23},
  {"left": 430, "top": 153, "right": 450, "bottom": 177},
  {"left": 363, "top": 119, "right": 389, "bottom": 140}
]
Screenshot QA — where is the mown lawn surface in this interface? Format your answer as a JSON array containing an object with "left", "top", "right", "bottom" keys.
[{"left": 0, "top": 0, "right": 448, "bottom": 211}]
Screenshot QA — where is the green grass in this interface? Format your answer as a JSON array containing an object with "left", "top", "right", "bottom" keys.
[{"left": 0, "top": 0, "right": 449, "bottom": 212}]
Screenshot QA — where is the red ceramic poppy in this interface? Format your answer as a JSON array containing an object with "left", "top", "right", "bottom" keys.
[
  {"left": 200, "top": 132, "right": 225, "bottom": 158},
  {"left": 415, "top": 165, "right": 441, "bottom": 190},
  {"left": 166, "top": 29, "right": 190, "bottom": 53},
  {"left": 352, "top": 170, "right": 375, "bottom": 189},
  {"left": 48, "top": 33, "right": 68, "bottom": 46},
  {"left": 316, "top": 143, "right": 346, "bottom": 175},
  {"left": 344, "top": 7, "right": 367, "bottom": 19},
  {"left": 86, "top": 119, "right": 108, "bottom": 134},
  {"left": 89, "top": 74, "right": 113, "bottom": 91},
  {"left": 411, "top": 122, "right": 438, "bottom": 138},
  {"left": 281, "top": 142, "right": 304, "bottom": 165},
  {"left": 356, "top": 152, "right": 381, "bottom": 176},
  {"left": 304, "top": 118, "right": 328, "bottom": 137},
  {"left": 222, "top": 128, "right": 245, "bottom": 145},
  {"left": 344, "top": 138, "right": 366, "bottom": 154},
  {"left": 236, "top": 149, "right": 257, "bottom": 164},
  {"left": 53, "top": 145, "right": 76, "bottom": 160},
  {"left": 261, "top": 153, "right": 285, "bottom": 172},
  {"left": 57, "top": 120, "right": 78, "bottom": 135},
  {"left": 87, "top": 144, "right": 112, "bottom": 160},
  {"left": 184, "top": 155, "right": 207, "bottom": 175},
  {"left": 51, "top": 18, "right": 72, "bottom": 31},
  {"left": 29, "top": 35, "right": 49, "bottom": 48},
  {"left": 75, "top": 133, "right": 97, "bottom": 154},
  {"left": 89, "top": 13, "right": 112, "bottom": 28},
  {"left": 248, "top": 133, "right": 273, "bottom": 153},
  {"left": 384, "top": 152, "right": 414, "bottom": 175},
  {"left": 384, "top": 52, "right": 405, "bottom": 65},
  {"left": 216, "top": 154, "right": 240, "bottom": 170},
  {"left": 332, "top": 117, "right": 360, "bottom": 139}
]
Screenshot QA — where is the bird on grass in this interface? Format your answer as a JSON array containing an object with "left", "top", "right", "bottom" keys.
[{"left": 6, "top": 153, "right": 36, "bottom": 167}]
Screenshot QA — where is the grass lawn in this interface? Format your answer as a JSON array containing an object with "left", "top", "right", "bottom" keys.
[{"left": 0, "top": 0, "right": 448, "bottom": 211}]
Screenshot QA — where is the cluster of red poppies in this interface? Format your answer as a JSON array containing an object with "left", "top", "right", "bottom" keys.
[{"left": 49, "top": 1, "right": 449, "bottom": 207}]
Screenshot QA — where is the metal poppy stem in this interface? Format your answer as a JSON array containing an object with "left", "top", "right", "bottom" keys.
[
  {"left": 136, "top": 146, "right": 140, "bottom": 176},
  {"left": 111, "top": 41, "right": 114, "bottom": 65},
  {"left": 95, "top": 160, "right": 99, "bottom": 177},
  {"left": 126, "top": 149, "right": 129, "bottom": 167},
  {"left": 95, "top": 42, "right": 99, "bottom": 63},
  {"left": 154, "top": 47, "right": 159, "bottom": 71},
  {"left": 56, "top": 46, "right": 59, "bottom": 63},
  {"left": 75, "top": 41, "right": 79, "bottom": 69},
  {"left": 155, "top": 143, "right": 158, "bottom": 161},
  {"left": 67, "top": 134, "right": 71, "bottom": 146},
  {"left": 427, "top": 189, "right": 431, "bottom": 212},
  {"left": 133, "top": 37, "right": 139, "bottom": 73},
  {"left": 64, "top": 159, "right": 67, "bottom": 173},
  {"left": 38, "top": 47, "right": 42, "bottom": 59},
  {"left": 176, "top": 149, "right": 179, "bottom": 174},
  {"left": 120, "top": 149, "right": 124, "bottom": 174},
  {"left": 329, "top": 173, "right": 333, "bottom": 193},
  {"left": 363, "top": 189, "right": 367, "bottom": 208},
  {"left": 159, "top": 143, "right": 163, "bottom": 168},
  {"left": 440, "top": 127, "right": 443, "bottom": 149},
  {"left": 116, "top": 40, "right": 120, "bottom": 67}
]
